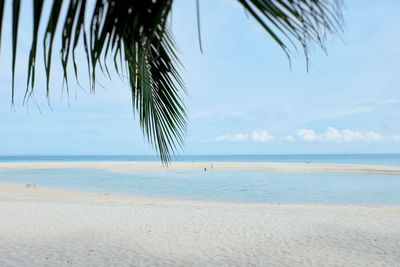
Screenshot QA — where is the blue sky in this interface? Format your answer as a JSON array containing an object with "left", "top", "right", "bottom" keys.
[{"left": 0, "top": 0, "right": 400, "bottom": 155}]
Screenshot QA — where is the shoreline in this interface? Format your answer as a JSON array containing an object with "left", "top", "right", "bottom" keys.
[
  {"left": 1, "top": 182, "right": 400, "bottom": 266},
  {"left": 1, "top": 181, "right": 400, "bottom": 208},
  {"left": 1, "top": 161, "right": 400, "bottom": 173}
]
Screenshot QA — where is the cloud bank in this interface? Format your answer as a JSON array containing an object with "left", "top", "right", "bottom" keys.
[
  {"left": 215, "top": 133, "right": 248, "bottom": 142},
  {"left": 214, "top": 130, "right": 274, "bottom": 143},
  {"left": 212, "top": 127, "right": 384, "bottom": 143},
  {"left": 296, "top": 127, "right": 382, "bottom": 142}
]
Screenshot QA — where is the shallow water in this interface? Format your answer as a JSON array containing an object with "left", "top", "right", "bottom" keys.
[{"left": 1, "top": 168, "right": 400, "bottom": 205}]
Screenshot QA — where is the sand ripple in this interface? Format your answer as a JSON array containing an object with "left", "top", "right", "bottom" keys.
[{"left": 0, "top": 184, "right": 400, "bottom": 266}]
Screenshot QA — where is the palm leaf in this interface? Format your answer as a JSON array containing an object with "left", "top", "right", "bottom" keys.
[
  {"left": 0, "top": 0, "right": 5, "bottom": 50},
  {"left": 0, "top": 0, "right": 342, "bottom": 163},
  {"left": 25, "top": 0, "right": 44, "bottom": 101},
  {"left": 237, "top": 0, "right": 342, "bottom": 62},
  {"left": 11, "top": 0, "right": 20, "bottom": 105}
]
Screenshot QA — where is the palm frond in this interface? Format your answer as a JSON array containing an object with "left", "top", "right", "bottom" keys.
[
  {"left": 25, "top": 0, "right": 44, "bottom": 101},
  {"left": 0, "top": 0, "right": 342, "bottom": 163},
  {"left": 237, "top": 0, "right": 342, "bottom": 62},
  {"left": 2, "top": 0, "right": 187, "bottom": 163},
  {"left": 11, "top": 0, "right": 20, "bottom": 105},
  {"left": 0, "top": 0, "right": 5, "bottom": 50}
]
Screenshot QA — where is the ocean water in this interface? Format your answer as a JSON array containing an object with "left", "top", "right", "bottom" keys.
[
  {"left": 1, "top": 154, "right": 400, "bottom": 165},
  {"left": 1, "top": 167, "right": 400, "bottom": 205}
]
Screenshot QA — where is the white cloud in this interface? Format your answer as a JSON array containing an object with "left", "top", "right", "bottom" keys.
[
  {"left": 212, "top": 128, "right": 384, "bottom": 144},
  {"left": 392, "top": 134, "right": 400, "bottom": 141},
  {"left": 250, "top": 130, "right": 274, "bottom": 143},
  {"left": 323, "top": 127, "right": 342, "bottom": 142},
  {"left": 297, "top": 129, "right": 319, "bottom": 141},
  {"left": 363, "top": 131, "right": 382, "bottom": 141},
  {"left": 213, "top": 130, "right": 274, "bottom": 143},
  {"left": 297, "top": 127, "right": 382, "bottom": 143},
  {"left": 215, "top": 133, "right": 248, "bottom": 142}
]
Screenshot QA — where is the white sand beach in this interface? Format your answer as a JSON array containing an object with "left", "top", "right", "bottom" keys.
[
  {"left": 1, "top": 161, "right": 400, "bottom": 173},
  {"left": 1, "top": 183, "right": 400, "bottom": 266}
]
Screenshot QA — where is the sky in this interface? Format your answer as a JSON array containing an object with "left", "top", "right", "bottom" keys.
[{"left": 0, "top": 0, "right": 400, "bottom": 156}]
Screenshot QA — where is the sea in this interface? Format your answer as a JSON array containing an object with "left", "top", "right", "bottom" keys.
[{"left": 0, "top": 154, "right": 400, "bottom": 205}]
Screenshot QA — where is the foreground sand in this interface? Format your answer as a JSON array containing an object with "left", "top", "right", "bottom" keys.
[{"left": 1, "top": 184, "right": 400, "bottom": 266}]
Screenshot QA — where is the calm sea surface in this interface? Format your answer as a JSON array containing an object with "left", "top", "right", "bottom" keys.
[{"left": 0, "top": 155, "right": 399, "bottom": 205}]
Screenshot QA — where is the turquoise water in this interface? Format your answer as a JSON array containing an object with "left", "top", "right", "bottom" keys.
[
  {"left": 1, "top": 168, "right": 400, "bottom": 205},
  {"left": 1, "top": 155, "right": 399, "bottom": 205},
  {"left": 1, "top": 154, "right": 400, "bottom": 165}
]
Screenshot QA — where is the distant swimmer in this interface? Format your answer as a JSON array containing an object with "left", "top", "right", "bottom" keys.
[{"left": 204, "top": 168, "right": 207, "bottom": 171}]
